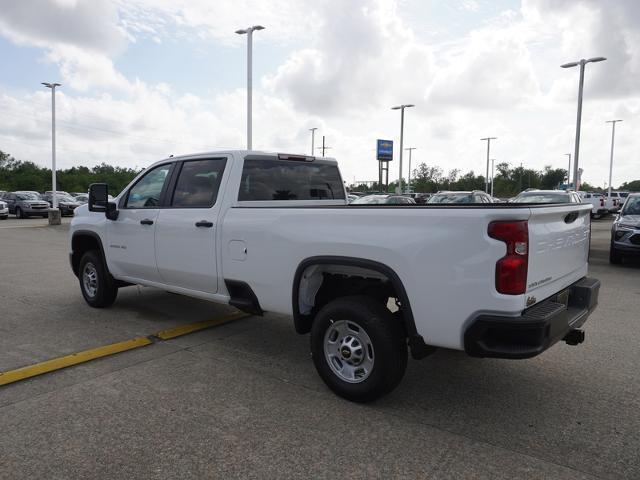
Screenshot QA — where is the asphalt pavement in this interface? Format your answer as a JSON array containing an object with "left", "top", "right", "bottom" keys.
[{"left": 0, "top": 215, "right": 638, "bottom": 479}]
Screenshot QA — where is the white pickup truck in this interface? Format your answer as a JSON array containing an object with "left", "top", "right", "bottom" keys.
[{"left": 70, "top": 151, "right": 600, "bottom": 402}]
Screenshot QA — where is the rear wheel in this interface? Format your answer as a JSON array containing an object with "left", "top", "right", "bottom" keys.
[
  {"left": 609, "top": 240, "right": 622, "bottom": 264},
  {"left": 310, "top": 295, "right": 407, "bottom": 402},
  {"left": 78, "top": 250, "right": 118, "bottom": 307}
]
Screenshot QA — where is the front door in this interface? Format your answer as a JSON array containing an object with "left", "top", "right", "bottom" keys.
[
  {"left": 155, "top": 158, "right": 227, "bottom": 293},
  {"left": 106, "top": 163, "right": 173, "bottom": 282}
]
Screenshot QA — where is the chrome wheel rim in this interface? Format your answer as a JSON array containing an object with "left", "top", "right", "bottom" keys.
[
  {"left": 324, "top": 320, "right": 374, "bottom": 383},
  {"left": 82, "top": 262, "right": 98, "bottom": 298}
]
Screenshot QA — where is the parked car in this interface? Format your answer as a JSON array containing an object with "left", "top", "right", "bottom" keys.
[
  {"left": 607, "top": 191, "right": 628, "bottom": 213},
  {"left": 577, "top": 192, "right": 609, "bottom": 218},
  {"left": 0, "top": 199, "right": 8, "bottom": 219},
  {"left": 3, "top": 192, "right": 50, "bottom": 218},
  {"left": 74, "top": 194, "right": 89, "bottom": 204},
  {"left": 610, "top": 193, "right": 640, "bottom": 264},
  {"left": 44, "top": 190, "right": 71, "bottom": 197},
  {"left": 512, "top": 190, "right": 581, "bottom": 204},
  {"left": 427, "top": 191, "right": 493, "bottom": 203},
  {"left": 41, "top": 192, "right": 81, "bottom": 215},
  {"left": 414, "top": 193, "right": 432, "bottom": 204},
  {"left": 70, "top": 150, "right": 599, "bottom": 402},
  {"left": 347, "top": 194, "right": 359, "bottom": 203},
  {"left": 71, "top": 192, "right": 87, "bottom": 198},
  {"left": 351, "top": 194, "right": 416, "bottom": 204}
]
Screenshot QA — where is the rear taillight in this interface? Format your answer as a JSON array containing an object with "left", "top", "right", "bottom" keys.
[{"left": 488, "top": 220, "right": 529, "bottom": 295}]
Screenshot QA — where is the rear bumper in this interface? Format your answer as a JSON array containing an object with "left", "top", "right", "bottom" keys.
[{"left": 464, "top": 277, "right": 600, "bottom": 359}]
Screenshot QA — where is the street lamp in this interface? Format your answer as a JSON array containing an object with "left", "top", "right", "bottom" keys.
[
  {"left": 561, "top": 56, "right": 606, "bottom": 191},
  {"left": 405, "top": 147, "right": 416, "bottom": 193},
  {"left": 564, "top": 153, "right": 571, "bottom": 186},
  {"left": 42, "top": 82, "right": 61, "bottom": 225},
  {"left": 391, "top": 104, "right": 414, "bottom": 194},
  {"left": 236, "top": 25, "right": 265, "bottom": 150},
  {"left": 480, "top": 137, "right": 496, "bottom": 193},
  {"left": 606, "top": 119, "right": 622, "bottom": 200},
  {"left": 309, "top": 127, "right": 318, "bottom": 156}
]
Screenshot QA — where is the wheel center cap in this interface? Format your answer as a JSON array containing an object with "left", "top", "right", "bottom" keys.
[{"left": 340, "top": 346, "right": 352, "bottom": 359}]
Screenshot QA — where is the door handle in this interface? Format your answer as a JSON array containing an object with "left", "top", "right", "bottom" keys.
[
  {"left": 195, "top": 220, "right": 214, "bottom": 228},
  {"left": 140, "top": 219, "right": 154, "bottom": 225}
]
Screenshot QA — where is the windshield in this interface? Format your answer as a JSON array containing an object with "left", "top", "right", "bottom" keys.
[
  {"left": 622, "top": 197, "right": 640, "bottom": 215},
  {"left": 17, "top": 193, "right": 40, "bottom": 200},
  {"left": 351, "top": 196, "right": 388, "bottom": 204},
  {"left": 57, "top": 195, "right": 76, "bottom": 202},
  {"left": 427, "top": 193, "right": 473, "bottom": 204},
  {"left": 512, "top": 193, "right": 569, "bottom": 203},
  {"left": 619, "top": 192, "right": 629, "bottom": 198}
]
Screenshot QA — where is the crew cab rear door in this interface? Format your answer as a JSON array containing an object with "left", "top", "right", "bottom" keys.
[
  {"left": 154, "top": 157, "right": 228, "bottom": 293},
  {"left": 525, "top": 203, "right": 592, "bottom": 304}
]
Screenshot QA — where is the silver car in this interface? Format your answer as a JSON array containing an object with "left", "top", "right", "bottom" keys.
[
  {"left": 4, "top": 192, "right": 50, "bottom": 218},
  {"left": 0, "top": 199, "right": 8, "bottom": 219}
]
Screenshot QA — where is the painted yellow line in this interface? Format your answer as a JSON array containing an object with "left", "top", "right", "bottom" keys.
[
  {"left": 0, "top": 336, "right": 152, "bottom": 386},
  {"left": 154, "top": 312, "right": 250, "bottom": 340},
  {"left": 0, "top": 311, "right": 250, "bottom": 387}
]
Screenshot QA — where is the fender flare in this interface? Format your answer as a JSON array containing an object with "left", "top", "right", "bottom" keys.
[{"left": 70, "top": 230, "right": 108, "bottom": 277}]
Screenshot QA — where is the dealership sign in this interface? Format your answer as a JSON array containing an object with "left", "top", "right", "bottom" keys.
[{"left": 377, "top": 139, "right": 393, "bottom": 161}]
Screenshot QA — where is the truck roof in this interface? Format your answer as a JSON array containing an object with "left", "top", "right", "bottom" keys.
[{"left": 156, "top": 150, "right": 338, "bottom": 165}]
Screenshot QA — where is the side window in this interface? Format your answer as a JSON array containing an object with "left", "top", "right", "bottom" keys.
[
  {"left": 171, "top": 158, "right": 227, "bottom": 208},
  {"left": 124, "top": 164, "right": 172, "bottom": 208},
  {"left": 239, "top": 159, "right": 346, "bottom": 201}
]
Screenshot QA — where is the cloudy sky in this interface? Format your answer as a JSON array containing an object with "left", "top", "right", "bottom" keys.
[{"left": 0, "top": 0, "right": 638, "bottom": 187}]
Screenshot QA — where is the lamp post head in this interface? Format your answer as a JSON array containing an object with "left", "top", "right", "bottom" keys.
[
  {"left": 391, "top": 104, "right": 415, "bottom": 110},
  {"left": 480, "top": 137, "right": 497, "bottom": 141},
  {"left": 42, "top": 82, "right": 61, "bottom": 88},
  {"left": 560, "top": 61, "right": 580, "bottom": 68},
  {"left": 236, "top": 25, "right": 265, "bottom": 35},
  {"left": 587, "top": 56, "right": 606, "bottom": 63},
  {"left": 606, "top": 119, "right": 623, "bottom": 124}
]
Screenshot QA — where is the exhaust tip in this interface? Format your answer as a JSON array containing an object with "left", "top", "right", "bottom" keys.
[{"left": 563, "top": 329, "right": 585, "bottom": 346}]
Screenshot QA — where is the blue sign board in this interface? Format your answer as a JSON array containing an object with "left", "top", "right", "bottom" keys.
[{"left": 377, "top": 139, "right": 393, "bottom": 161}]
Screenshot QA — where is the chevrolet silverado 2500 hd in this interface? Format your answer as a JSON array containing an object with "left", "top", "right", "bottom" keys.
[{"left": 70, "top": 151, "right": 600, "bottom": 402}]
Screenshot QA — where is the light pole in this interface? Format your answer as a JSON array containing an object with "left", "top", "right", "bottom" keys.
[
  {"left": 405, "top": 147, "right": 416, "bottom": 193},
  {"left": 236, "top": 25, "right": 265, "bottom": 150},
  {"left": 606, "top": 119, "right": 622, "bottom": 200},
  {"left": 564, "top": 153, "right": 571, "bottom": 186},
  {"left": 480, "top": 137, "right": 496, "bottom": 193},
  {"left": 391, "top": 104, "right": 414, "bottom": 194},
  {"left": 42, "top": 82, "right": 61, "bottom": 225},
  {"left": 316, "top": 135, "right": 331, "bottom": 157},
  {"left": 561, "top": 56, "right": 606, "bottom": 191},
  {"left": 309, "top": 127, "right": 318, "bottom": 156}
]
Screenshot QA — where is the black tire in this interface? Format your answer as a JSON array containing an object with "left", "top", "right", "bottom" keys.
[
  {"left": 609, "top": 241, "right": 622, "bottom": 264},
  {"left": 310, "top": 295, "right": 407, "bottom": 402},
  {"left": 15, "top": 207, "right": 26, "bottom": 219},
  {"left": 0, "top": 215, "right": 7, "bottom": 220},
  {"left": 78, "top": 250, "right": 118, "bottom": 307}
]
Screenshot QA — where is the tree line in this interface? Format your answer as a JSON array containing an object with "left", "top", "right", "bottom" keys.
[
  {"left": 351, "top": 161, "right": 640, "bottom": 197},
  {"left": 0, "top": 151, "right": 140, "bottom": 195}
]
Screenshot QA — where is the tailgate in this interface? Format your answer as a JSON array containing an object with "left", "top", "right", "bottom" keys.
[{"left": 526, "top": 204, "right": 591, "bottom": 303}]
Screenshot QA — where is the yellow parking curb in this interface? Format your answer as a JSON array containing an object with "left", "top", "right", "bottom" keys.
[
  {"left": 154, "top": 312, "right": 249, "bottom": 340},
  {"left": 0, "top": 337, "right": 152, "bottom": 386},
  {"left": 0, "top": 311, "right": 250, "bottom": 387}
]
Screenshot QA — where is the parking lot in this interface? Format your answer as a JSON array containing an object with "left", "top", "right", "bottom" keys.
[{"left": 0, "top": 216, "right": 638, "bottom": 479}]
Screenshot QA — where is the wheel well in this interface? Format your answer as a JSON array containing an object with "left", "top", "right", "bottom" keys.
[
  {"left": 71, "top": 232, "right": 103, "bottom": 277},
  {"left": 292, "top": 257, "right": 418, "bottom": 337}
]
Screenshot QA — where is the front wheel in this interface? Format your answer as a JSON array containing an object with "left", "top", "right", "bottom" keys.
[
  {"left": 15, "top": 207, "right": 25, "bottom": 219},
  {"left": 78, "top": 250, "right": 118, "bottom": 307},
  {"left": 310, "top": 295, "right": 407, "bottom": 402}
]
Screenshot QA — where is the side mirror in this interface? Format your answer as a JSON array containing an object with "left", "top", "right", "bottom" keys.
[
  {"left": 88, "top": 183, "right": 108, "bottom": 212},
  {"left": 89, "top": 183, "right": 119, "bottom": 220}
]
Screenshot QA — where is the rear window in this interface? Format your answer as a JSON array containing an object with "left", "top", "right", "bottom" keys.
[{"left": 238, "top": 159, "right": 345, "bottom": 201}]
